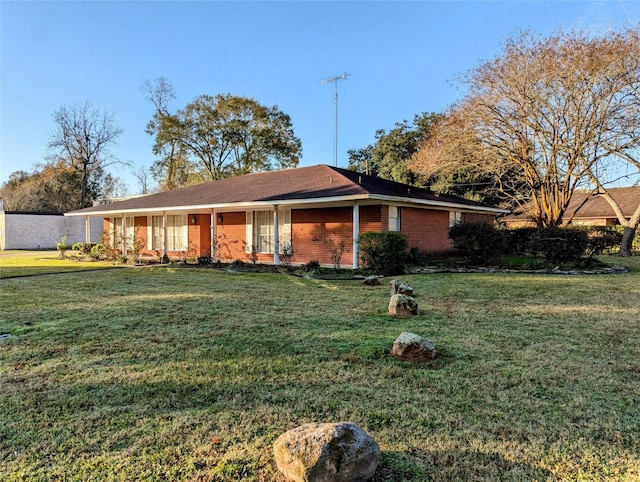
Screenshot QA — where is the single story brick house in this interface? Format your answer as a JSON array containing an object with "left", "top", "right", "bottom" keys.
[
  {"left": 65, "top": 165, "right": 508, "bottom": 268},
  {"left": 501, "top": 186, "right": 640, "bottom": 227}
]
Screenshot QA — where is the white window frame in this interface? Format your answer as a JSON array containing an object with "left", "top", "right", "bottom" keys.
[
  {"left": 166, "top": 214, "right": 187, "bottom": 251},
  {"left": 149, "top": 215, "right": 164, "bottom": 251},
  {"left": 449, "top": 211, "right": 465, "bottom": 227},
  {"left": 246, "top": 209, "right": 291, "bottom": 254},
  {"left": 388, "top": 206, "right": 401, "bottom": 231},
  {"left": 111, "top": 216, "right": 134, "bottom": 248}
]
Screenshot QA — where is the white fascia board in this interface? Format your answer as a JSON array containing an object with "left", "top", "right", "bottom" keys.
[
  {"left": 64, "top": 193, "right": 509, "bottom": 216},
  {"left": 64, "top": 194, "right": 370, "bottom": 217},
  {"left": 369, "top": 194, "right": 510, "bottom": 214}
]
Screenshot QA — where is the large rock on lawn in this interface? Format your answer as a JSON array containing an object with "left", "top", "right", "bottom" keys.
[
  {"left": 273, "top": 422, "right": 380, "bottom": 482},
  {"left": 389, "top": 279, "right": 413, "bottom": 296},
  {"left": 390, "top": 332, "right": 437, "bottom": 362},
  {"left": 388, "top": 294, "right": 418, "bottom": 316}
]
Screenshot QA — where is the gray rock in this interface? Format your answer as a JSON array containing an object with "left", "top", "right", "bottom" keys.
[
  {"left": 362, "top": 275, "right": 381, "bottom": 286},
  {"left": 274, "top": 422, "right": 380, "bottom": 482},
  {"left": 389, "top": 279, "right": 413, "bottom": 296},
  {"left": 390, "top": 332, "right": 437, "bottom": 362},
  {"left": 388, "top": 294, "right": 418, "bottom": 316}
]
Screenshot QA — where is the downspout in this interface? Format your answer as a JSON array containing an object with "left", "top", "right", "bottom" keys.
[{"left": 352, "top": 202, "right": 360, "bottom": 269}]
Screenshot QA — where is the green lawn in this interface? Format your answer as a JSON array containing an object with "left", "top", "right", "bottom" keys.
[
  {"left": 0, "top": 250, "right": 117, "bottom": 278},
  {"left": 1, "top": 255, "right": 639, "bottom": 480}
]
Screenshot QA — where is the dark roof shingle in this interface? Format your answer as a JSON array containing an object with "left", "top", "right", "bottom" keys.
[{"left": 68, "top": 165, "right": 502, "bottom": 215}]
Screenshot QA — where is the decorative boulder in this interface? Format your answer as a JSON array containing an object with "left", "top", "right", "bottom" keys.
[
  {"left": 362, "top": 275, "right": 381, "bottom": 286},
  {"left": 388, "top": 294, "right": 418, "bottom": 316},
  {"left": 273, "top": 422, "right": 380, "bottom": 482},
  {"left": 389, "top": 280, "right": 413, "bottom": 296},
  {"left": 390, "top": 332, "right": 437, "bottom": 362}
]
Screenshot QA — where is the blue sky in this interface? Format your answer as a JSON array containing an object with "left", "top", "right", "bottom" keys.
[{"left": 1, "top": 1, "right": 638, "bottom": 193}]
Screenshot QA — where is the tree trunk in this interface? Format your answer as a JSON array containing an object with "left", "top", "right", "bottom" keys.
[{"left": 618, "top": 226, "right": 637, "bottom": 257}]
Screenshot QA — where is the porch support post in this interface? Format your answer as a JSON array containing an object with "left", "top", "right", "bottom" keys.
[
  {"left": 85, "top": 216, "right": 91, "bottom": 243},
  {"left": 273, "top": 206, "right": 280, "bottom": 266},
  {"left": 121, "top": 213, "right": 127, "bottom": 256},
  {"left": 162, "top": 211, "right": 168, "bottom": 260},
  {"left": 211, "top": 209, "right": 216, "bottom": 260},
  {"left": 352, "top": 202, "right": 360, "bottom": 269}
]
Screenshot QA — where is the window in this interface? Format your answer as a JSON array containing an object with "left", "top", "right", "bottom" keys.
[
  {"left": 166, "top": 214, "right": 187, "bottom": 251},
  {"left": 246, "top": 209, "right": 291, "bottom": 254},
  {"left": 388, "top": 206, "right": 401, "bottom": 231},
  {"left": 150, "top": 215, "right": 164, "bottom": 250},
  {"left": 449, "top": 211, "right": 465, "bottom": 227},
  {"left": 111, "top": 216, "right": 134, "bottom": 248}
]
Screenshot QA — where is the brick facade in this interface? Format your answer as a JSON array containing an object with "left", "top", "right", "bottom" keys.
[{"left": 99, "top": 205, "right": 496, "bottom": 264}]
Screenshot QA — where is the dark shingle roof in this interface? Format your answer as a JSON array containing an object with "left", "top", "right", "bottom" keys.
[{"left": 67, "top": 165, "right": 504, "bottom": 215}]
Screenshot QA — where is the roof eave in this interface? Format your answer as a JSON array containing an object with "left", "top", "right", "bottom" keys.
[{"left": 65, "top": 193, "right": 509, "bottom": 216}]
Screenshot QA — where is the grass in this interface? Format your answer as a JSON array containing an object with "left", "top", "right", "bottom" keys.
[
  {"left": 0, "top": 250, "right": 117, "bottom": 278},
  {"left": 0, "top": 254, "right": 639, "bottom": 480}
]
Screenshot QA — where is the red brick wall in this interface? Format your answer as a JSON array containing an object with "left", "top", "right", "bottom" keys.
[
  {"left": 291, "top": 207, "right": 354, "bottom": 266},
  {"left": 465, "top": 213, "right": 494, "bottom": 224},
  {"left": 400, "top": 207, "right": 453, "bottom": 253},
  {"left": 187, "top": 213, "right": 212, "bottom": 257},
  {"left": 215, "top": 211, "right": 248, "bottom": 261}
]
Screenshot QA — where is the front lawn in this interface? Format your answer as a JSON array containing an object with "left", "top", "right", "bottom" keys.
[
  {"left": 0, "top": 250, "right": 117, "bottom": 278},
  {"left": 1, "top": 259, "right": 639, "bottom": 480}
]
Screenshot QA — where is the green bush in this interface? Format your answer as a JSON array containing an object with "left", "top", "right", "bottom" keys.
[
  {"left": 528, "top": 226, "right": 589, "bottom": 263},
  {"left": 585, "top": 226, "right": 623, "bottom": 257},
  {"left": 90, "top": 243, "right": 108, "bottom": 260},
  {"left": 506, "top": 227, "right": 539, "bottom": 255},
  {"left": 448, "top": 222, "right": 508, "bottom": 264},
  {"left": 72, "top": 242, "right": 96, "bottom": 255},
  {"left": 358, "top": 231, "right": 408, "bottom": 275}
]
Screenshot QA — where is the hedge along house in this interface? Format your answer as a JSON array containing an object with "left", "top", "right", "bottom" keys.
[{"left": 65, "top": 165, "right": 508, "bottom": 268}]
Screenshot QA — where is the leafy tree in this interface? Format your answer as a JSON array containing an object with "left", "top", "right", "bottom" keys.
[
  {"left": 144, "top": 82, "right": 302, "bottom": 187},
  {"left": 0, "top": 163, "right": 89, "bottom": 212},
  {"left": 413, "top": 28, "right": 640, "bottom": 230},
  {"left": 47, "top": 101, "right": 124, "bottom": 207},
  {"left": 348, "top": 112, "right": 441, "bottom": 185}
]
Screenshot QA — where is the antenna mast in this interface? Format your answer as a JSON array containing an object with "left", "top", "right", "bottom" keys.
[{"left": 320, "top": 72, "right": 350, "bottom": 167}]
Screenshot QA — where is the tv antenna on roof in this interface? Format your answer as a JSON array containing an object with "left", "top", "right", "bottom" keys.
[{"left": 320, "top": 72, "right": 350, "bottom": 167}]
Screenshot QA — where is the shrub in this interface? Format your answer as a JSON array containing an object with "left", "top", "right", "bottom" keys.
[
  {"left": 90, "top": 243, "right": 108, "bottom": 260},
  {"left": 56, "top": 236, "right": 69, "bottom": 258},
  {"left": 358, "top": 231, "right": 408, "bottom": 275},
  {"left": 280, "top": 243, "right": 294, "bottom": 267},
  {"left": 506, "top": 227, "right": 539, "bottom": 255},
  {"left": 585, "top": 226, "right": 623, "bottom": 257},
  {"left": 528, "top": 226, "right": 589, "bottom": 263},
  {"left": 305, "top": 260, "right": 320, "bottom": 270},
  {"left": 72, "top": 242, "right": 96, "bottom": 255},
  {"left": 448, "top": 222, "right": 508, "bottom": 264}
]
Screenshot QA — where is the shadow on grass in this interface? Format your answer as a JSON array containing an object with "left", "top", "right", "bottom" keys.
[{"left": 373, "top": 449, "right": 552, "bottom": 481}]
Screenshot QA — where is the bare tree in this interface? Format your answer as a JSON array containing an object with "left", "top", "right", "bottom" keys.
[
  {"left": 413, "top": 28, "right": 640, "bottom": 230},
  {"left": 47, "top": 101, "right": 124, "bottom": 207},
  {"left": 142, "top": 78, "right": 193, "bottom": 190},
  {"left": 132, "top": 164, "right": 152, "bottom": 195}
]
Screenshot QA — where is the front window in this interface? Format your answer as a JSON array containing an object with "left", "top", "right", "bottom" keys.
[
  {"left": 246, "top": 209, "right": 292, "bottom": 254},
  {"left": 166, "top": 214, "right": 187, "bottom": 251},
  {"left": 388, "top": 206, "right": 401, "bottom": 231},
  {"left": 151, "top": 215, "right": 164, "bottom": 250},
  {"left": 449, "top": 211, "right": 465, "bottom": 227}
]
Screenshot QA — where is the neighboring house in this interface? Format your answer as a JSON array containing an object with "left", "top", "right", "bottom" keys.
[
  {"left": 502, "top": 186, "right": 640, "bottom": 227},
  {"left": 65, "top": 165, "right": 508, "bottom": 267},
  {"left": 0, "top": 199, "right": 102, "bottom": 251}
]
